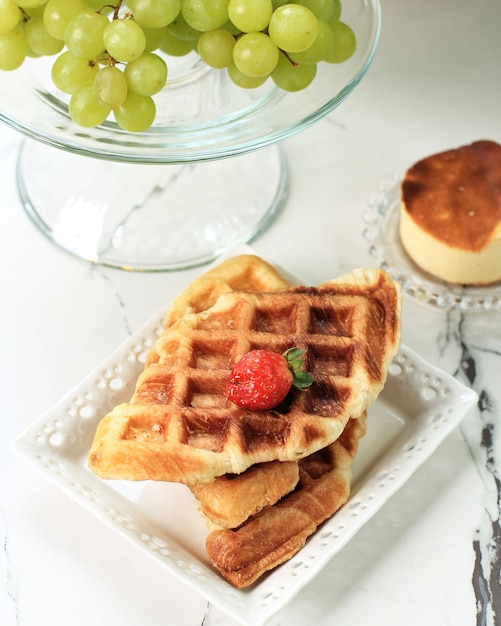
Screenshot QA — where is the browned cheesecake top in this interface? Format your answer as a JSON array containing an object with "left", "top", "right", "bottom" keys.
[{"left": 401, "top": 140, "right": 501, "bottom": 251}]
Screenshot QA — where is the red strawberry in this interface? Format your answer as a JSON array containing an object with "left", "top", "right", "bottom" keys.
[{"left": 225, "top": 347, "right": 313, "bottom": 411}]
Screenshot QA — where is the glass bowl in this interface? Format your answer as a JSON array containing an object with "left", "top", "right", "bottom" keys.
[{"left": 0, "top": 0, "right": 381, "bottom": 270}]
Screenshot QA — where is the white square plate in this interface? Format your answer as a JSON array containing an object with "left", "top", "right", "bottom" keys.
[{"left": 13, "top": 249, "right": 478, "bottom": 626}]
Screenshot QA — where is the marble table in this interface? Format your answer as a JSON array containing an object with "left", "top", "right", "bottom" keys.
[{"left": 2, "top": 0, "right": 501, "bottom": 624}]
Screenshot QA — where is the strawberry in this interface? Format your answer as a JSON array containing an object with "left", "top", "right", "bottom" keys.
[{"left": 225, "top": 347, "right": 313, "bottom": 411}]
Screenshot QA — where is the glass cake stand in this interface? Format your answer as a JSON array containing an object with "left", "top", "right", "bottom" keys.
[{"left": 0, "top": 0, "right": 380, "bottom": 271}]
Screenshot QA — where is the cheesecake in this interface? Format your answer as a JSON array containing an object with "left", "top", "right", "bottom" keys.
[{"left": 399, "top": 140, "right": 501, "bottom": 285}]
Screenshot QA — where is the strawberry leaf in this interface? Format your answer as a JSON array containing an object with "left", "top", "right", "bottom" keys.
[
  {"left": 293, "top": 370, "right": 314, "bottom": 389},
  {"left": 282, "top": 347, "right": 313, "bottom": 391}
]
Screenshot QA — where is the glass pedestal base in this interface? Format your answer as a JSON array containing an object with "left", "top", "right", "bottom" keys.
[{"left": 17, "top": 139, "right": 287, "bottom": 271}]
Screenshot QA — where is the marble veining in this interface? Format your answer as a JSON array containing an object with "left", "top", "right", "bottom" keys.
[
  {"left": 96, "top": 267, "right": 134, "bottom": 336},
  {"left": 1, "top": 510, "right": 19, "bottom": 626},
  {"left": 443, "top": 311, "right": 501, "bottom": 626}
]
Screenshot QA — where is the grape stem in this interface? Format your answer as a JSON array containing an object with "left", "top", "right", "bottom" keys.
[
  {"left": 99, "top": 4, "right": 118, "bottom": 15},
  {"left": 112, "top": 1, "right": 123, "bottom": 19},
  {"left": 281, "top": 51, "right": 300, "bottom": 68},
  {"left": 98, "top": 1, "right": 130, "bottom": 20}
]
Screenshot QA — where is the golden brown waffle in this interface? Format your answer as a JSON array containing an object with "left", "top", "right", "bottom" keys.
[
  {"left": 88, "top": 255, "right": 401, "bottom": 484},
  {"left": 159, "top": 253, "right": 291, "bottom": 329},
  {"left": 190, "top": 408, "right": 367, "bottom": 530},
  {"left": 205, "top": 413, "right": 367, "bottom": 588},
  {"left": 190, "top": 459, "right": 300, "bottom": 530}
]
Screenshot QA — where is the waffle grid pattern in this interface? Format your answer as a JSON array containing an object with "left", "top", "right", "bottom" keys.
[
  {"left": 128, "top": 289, "right": 373, "bottom": 457},
  {"left": 88, "top": 257, "right": 401, "bottom": 484}
]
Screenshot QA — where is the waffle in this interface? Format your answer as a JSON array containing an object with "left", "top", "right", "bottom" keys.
[
  {"left": 190, "top": 410, "right": 367, "bottom": 530},
  {"left": 190, "top": 459, "right": 300, "bottom": 530},
  {"left": 88, "top": 255, "right": 401, "bottom": 484},
  {"left": 158, "top": 253, "right": 291, "bottom": 330},
  {"left": 205, "top": 413, "right": 367, "bottom": 588}
]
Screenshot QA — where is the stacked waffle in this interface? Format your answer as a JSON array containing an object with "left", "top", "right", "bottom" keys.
[{"left": 88, "top": 254, "right": 401, "bottom": 587}]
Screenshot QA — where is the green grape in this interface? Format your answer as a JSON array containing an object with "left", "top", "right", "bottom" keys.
[
  {"left": 127, "top": 0, "right": 181, "bottom": 29},
  {"left": 159, "top": 27, "right": 195, "bottom": 55},
  {"left": 51, "top": 50, "right": 99, "bottom": 93},
  {"left": 85, "top": 0, "right": 110, "bottom": 9},
  {"left": 0, "top": 0, "right": 356, "bottom": 131},
  {"left": 227, "top": 61, "right": 268, "bottom": 88},
  {"left": 43, "top": 0, "right": 89, "bottom": 41},
  {"left": 114, "top": 91, "right": 156, "bottom": 132},
  {"left": 324, "top": 19, "right": 356, "bottom": 63},
  {"left": 124, "top": 52, "right": 167, "bottom": 95},
  {"left": 268, "top": 4, "right": 318, "bottom": 53},
  {"left": 294, "top": 0, "right": 337, "bottom": 21},
  {"left": 0, "top": 0, "right": 21, "bottom": 36},
  {"left": 288, "top": 18, "right": 334, "bottom": 64},
  {"left": 103, "top": 18, "right": 146, "bottom": 62},
  {"left": 64, "top": 11, "right": 108, "bottom": 60},
  {"left": 222, "top": 19, "right": 241, "bottom": 36},
  {"left": 22, "top": 3, "right": 45, "bottom": 18},
  {"left": 181, "top": 0, "right": 229, "bottom": 32},
  {"left": 227, "top": 0, "right": 272, "bottom": 33},
  {"left": 167, "top": 13, "right": 200, "bottom": 41},
  {"left": 24, "top": 13, "right": 64, "bottom": 56},
  {"left": 0, "top": 24, "right": 27, "bottom": 70},
  {"left": 197, "top": 28, "right": 234, "bottom": 68},
  {"left": 232, "top": 31, "right": 278, "bottom": 77},
  {"left": 69, "top": 81, "right": 110, "bottom": 127},
  {"left": 17, "top": 0, "right": 47, "bottom": 7},
  {"left": 331, "top": 0, "right": 341, "bottom": 21},
  {"left": 94, "top": 65, "right": 128, "bottom": 108},
  {"left": 271, "top": 51, "right": 316, "bottom": 91},
  {"left": 142, "top": 26, "right": 169, "bottom": 52}
]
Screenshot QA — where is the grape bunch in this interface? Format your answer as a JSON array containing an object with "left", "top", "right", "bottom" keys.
[{"left": 0, "top": 0, "right": 357, "bottom": 132}]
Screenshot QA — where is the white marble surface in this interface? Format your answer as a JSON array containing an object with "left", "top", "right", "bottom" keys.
[{"left": 2, "top": 0, "right": 501, "bottom": 624}]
